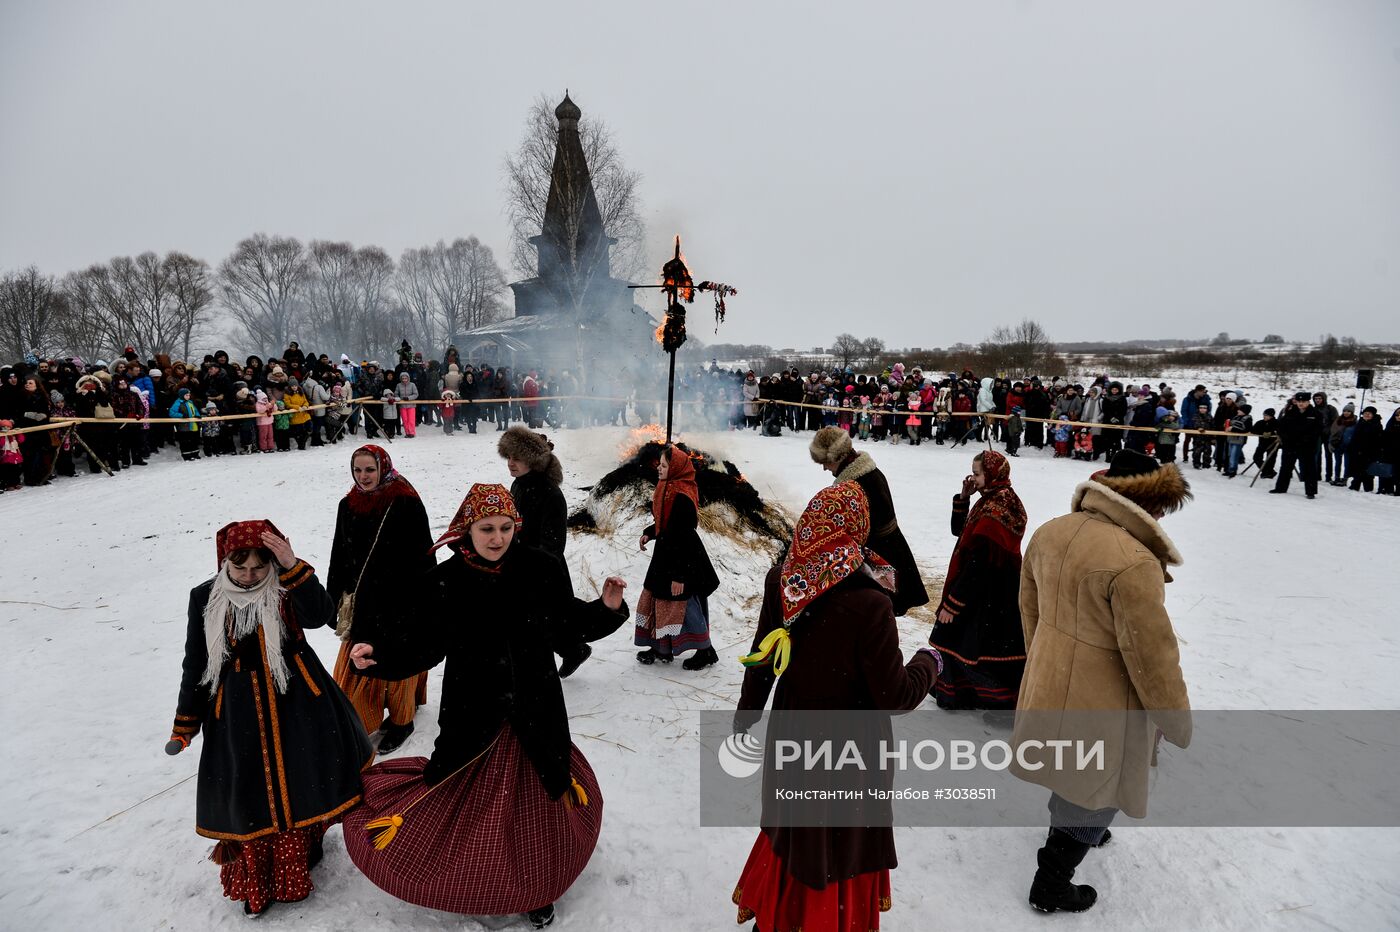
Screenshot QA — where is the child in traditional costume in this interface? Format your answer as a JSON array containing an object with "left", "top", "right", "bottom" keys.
[
  {"left": 634, "top": 446, "right": 721, "bottom": 669},
  {"left": 167, "top": 520, "right": 372, "bottom": 916},
  {"left": 342, "top": 484, "right": 628, "bottom": 929}
]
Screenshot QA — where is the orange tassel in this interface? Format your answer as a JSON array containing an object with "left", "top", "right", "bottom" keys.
[
  {"left": 364, "top": 814, "right": 404, "bottom": 849},
  {"left": 565, "top": 777, "right": 589, "bottom": 809}
]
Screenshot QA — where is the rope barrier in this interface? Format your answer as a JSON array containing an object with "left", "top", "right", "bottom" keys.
[{"left": 1, "top": 393, "right": 1266, "bottom": 441}]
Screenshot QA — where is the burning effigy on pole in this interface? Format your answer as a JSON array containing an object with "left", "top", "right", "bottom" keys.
[{"left": 570, "top": 244, "right": 787, "bottom": 550}]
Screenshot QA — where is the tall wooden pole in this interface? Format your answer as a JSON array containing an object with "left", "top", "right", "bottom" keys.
[{"left": 665, "top": 347, "right": 677, "bottom": 444}]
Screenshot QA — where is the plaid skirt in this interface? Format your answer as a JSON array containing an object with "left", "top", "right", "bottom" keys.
[{"left": 343, "top": 725, "right": 603, "bottom": 915}]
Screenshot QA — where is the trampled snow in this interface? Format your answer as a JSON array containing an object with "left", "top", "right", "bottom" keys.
[{"left": 2, "top": 414, "right": 1398, "bottom": 930}]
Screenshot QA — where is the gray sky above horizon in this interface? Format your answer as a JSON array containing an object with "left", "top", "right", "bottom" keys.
[{"left": 3, "top": 0, "right": 1398, "bottom": 349}]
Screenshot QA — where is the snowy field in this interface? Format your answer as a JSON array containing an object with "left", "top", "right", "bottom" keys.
[{"left": 2, "top": 416, "right": 1399, "bottom": 931}]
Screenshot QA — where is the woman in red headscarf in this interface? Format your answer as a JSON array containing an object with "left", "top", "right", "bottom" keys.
[
  {"left": 928, "top": 449, "right": 1028, "bottom": 711},
  {"left": 341, "top": 484, "right": 629, "bottom": 929},
  {"left": 733, "top": 482, "right": 939, "bottom": 932},
  {"left": 327, "top": 445, "right": 433, "bottom": 754},
  {"left": 634, "top": 445, "right": 721, "bottom": 668},
  {"left": 166, "top": 520, "right": 372, "bottom": 916}
]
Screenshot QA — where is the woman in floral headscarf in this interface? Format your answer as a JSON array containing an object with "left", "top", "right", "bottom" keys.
[
  {"left": 732, "top": 482, "right": 939, "bottom": 932},
  {"left": 343, "top": 484, "right": 628, "bottom": 929},
  {"left": 928, "top": 449, "right": 1028, "bottom": 711},
  {"left": 327, "top": 445, "right": 433, "bottom": 754},
  {"left": 166, "top": 520, "right": 371, "bottom": 916},
  {"left": 634, "top": 445, "right": 720, "bottom": 668}
]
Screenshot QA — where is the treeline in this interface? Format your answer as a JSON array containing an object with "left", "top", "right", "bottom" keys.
[{"left": 1, "top": 233, "right": 510, "bottom": 364}]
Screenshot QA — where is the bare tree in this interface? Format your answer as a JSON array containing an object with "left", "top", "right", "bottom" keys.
[
  {"left": 56, "top": 268, "right": 114, "bottom": 362},
  {"left": 304, "top": 241, "right": 361, "bottom": 353},
  {"left": 350, "top": 246, "right": 397, "bottom": 360},
  {"left": 164, "top": 252, "right": 215, "bottom": 360},
  {"left": 0, "top": 266, "right": 64, "bottom": 360},
  {"left": 219, "top": 234, "right": 309, "bottom": 356},
  {"left": 859, "top": 336, "right": 886, "bottom": 369},
  {"left": 503, "top": 94, "right": 645, "bottom": 283},
  {"left": 980, "top": 318, "right": 1056, "bottom": 375},
  {"left": 830, "top": 333, "right": 864, "bottom": 369},
  {"left": 398, "top": 237, "right": 508, "bottom": 351},
  {"left": 91, "top": 251, "right": 188, "bottom": 356}
]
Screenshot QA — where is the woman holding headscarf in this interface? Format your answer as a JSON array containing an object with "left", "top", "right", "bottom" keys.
[
  {"left": 634, "top": 445, "right": 721, "bottom": 669},
  {"left": 928, "top": 450, "right": 1028, "bottom": 711},
  {"left": 342, "top": 483, "right": 628, "bottom": 929},
  {"left": 733, "top": 482, "right": 939, "bottom": 932},
  {"left": 327, "top": 445, "right": 433, "bottom": 754},
  {"left": 166, "top": 521, "right": 371, "bottom": 916}
]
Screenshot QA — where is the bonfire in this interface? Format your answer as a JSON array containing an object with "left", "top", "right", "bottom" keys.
[{"left": 568, "top": 428, "right": 792, "bottom": 552}]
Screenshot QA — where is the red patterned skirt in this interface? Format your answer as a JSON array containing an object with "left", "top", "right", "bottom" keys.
[
  {"left": 343, "top": 725, "right": 603, "bottom": 915},
  {"left": 215, "top": 824, "right": 325, "bottom": 915},
  {"left": 732, "top": 831, "right": 892, "bottom": 932}
]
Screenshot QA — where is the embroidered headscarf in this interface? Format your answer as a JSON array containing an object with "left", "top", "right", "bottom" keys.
[
  {"left": 965, "top": 450, "right": 1028, "bottom": 543},
  {"left": 205, "top": 520, "right": 290, "bottom": 693},
  {"left": 430, "top": 482, "right": 522, "bottom": 557},
  {"left": 346, "top": 444, "right": 420, "bottom": 515},
  {"left": 652, "top": 446, "right": 699, "bottom": 534},
  {"left": 740, "top": 482, "right": 891, "bottom": 677}
]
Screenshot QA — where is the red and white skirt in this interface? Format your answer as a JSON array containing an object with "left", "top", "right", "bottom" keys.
[
  {"left": 343, "top": 725, "right": 603, "bottom": 915},
  {"left": 733, "top": 831, "right": 892, "bottom": 932}
]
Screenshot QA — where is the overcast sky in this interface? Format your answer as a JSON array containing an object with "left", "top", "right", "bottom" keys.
[{"left": 2, "top": 0, "right": 1397, "bottom": 348}]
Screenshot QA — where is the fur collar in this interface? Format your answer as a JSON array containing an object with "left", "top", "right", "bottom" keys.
[
  {"left": 835, "top": 451, "right": 878, "bottom": 484},
  {"left": 1071, "top": 481, "right": 1183, "bottom": 567}
]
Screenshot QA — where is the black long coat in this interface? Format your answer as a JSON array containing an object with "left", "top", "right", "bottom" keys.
[
  {"left": 326, "top": 490, "right": 433, "bottom": 643},
  {"left": 736, "top": 567, "right": 936, "bottom": 889},
  {"left": 173, "top": 561, "right": 372, "bottom": 841},
  {"left": 642, "top": 494, "right": 720, "bottom": 602},
  {"left": 511, "top": 469, "right": 568, "bottom": 558},
  {"left": 362, "top": 544, "right": 628, "bottom": 798},
  {"left": 834, "top": 452, "right": 929, "bottom": 615}
]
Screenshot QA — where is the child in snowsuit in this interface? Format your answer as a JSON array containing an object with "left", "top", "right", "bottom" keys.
[
  {"left": 1225, "top": 404, "right": 1253, "bottom": 477},
  {"left": 379, "top": 389, "right": 399, "bottom": 439},
  {"left": 200, "top": 402, "right": 223, "bottom": 458},
  {"left": 273, "top": 399, "right": 292, "bottom": 452},
  {"left": 1074, "top": 426, "right": 1095, "bottom": 461},
  {"left": 905, "top": 398, "right": 922, "bottom": 445},
  {"left": 1052, "top": 415, "right": 1073, "bottom": 457},
  {"left": 440, "top": 390, "right": 458, "bottom": 435},
  {"left": 857, "top": 397, "right": 872, "bottom": 441},
  {"left": 1004, "top": 407, "right": 1023, "bottom": 457},
  {"left": 1155, "top": 412, "right": 1180, "bottom": 464},
  {"left": 1191, "top": 405, "right": 1212, "bottom": 469},
  {"left": 324, "top": 386, "right": 348, "bottom": 443},
  {"left": 255, "top": 390, "right": 275, "bottom": 452}
]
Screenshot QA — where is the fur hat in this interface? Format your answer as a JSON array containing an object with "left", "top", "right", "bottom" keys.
[
  {"left": 497, "top": 425, "right": 563, "bottom": 484},
  {"left": 1092, "top": 451, "right": 1192, "bottom": 515},
  {"left": 808, "top": 425, "right": 854, "bottom": 467}
]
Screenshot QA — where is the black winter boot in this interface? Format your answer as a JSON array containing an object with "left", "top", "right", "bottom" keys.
[
  {"left": 376, "top": 720, "right": 414, "bottom": 755},
  {"left": 682, "top": 646, "right": 719, "bottom": 670},
  {"left": 527, "top": 903, "right": 555, "bottom": 927},
  {"left": 557, "top": 643, "right": 592, "bottom": 679},
  {"left": 1029, "top": 829, "right": 1098, "bottom": 913}
]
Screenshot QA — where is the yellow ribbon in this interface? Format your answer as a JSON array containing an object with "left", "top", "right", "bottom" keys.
[{"left": 739, "top": 627, "right": 792, "bottom": 677}]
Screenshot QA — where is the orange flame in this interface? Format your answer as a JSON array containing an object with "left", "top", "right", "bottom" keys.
[{"left": 620, "top": 424, "right": 667, "bottom": 460}]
